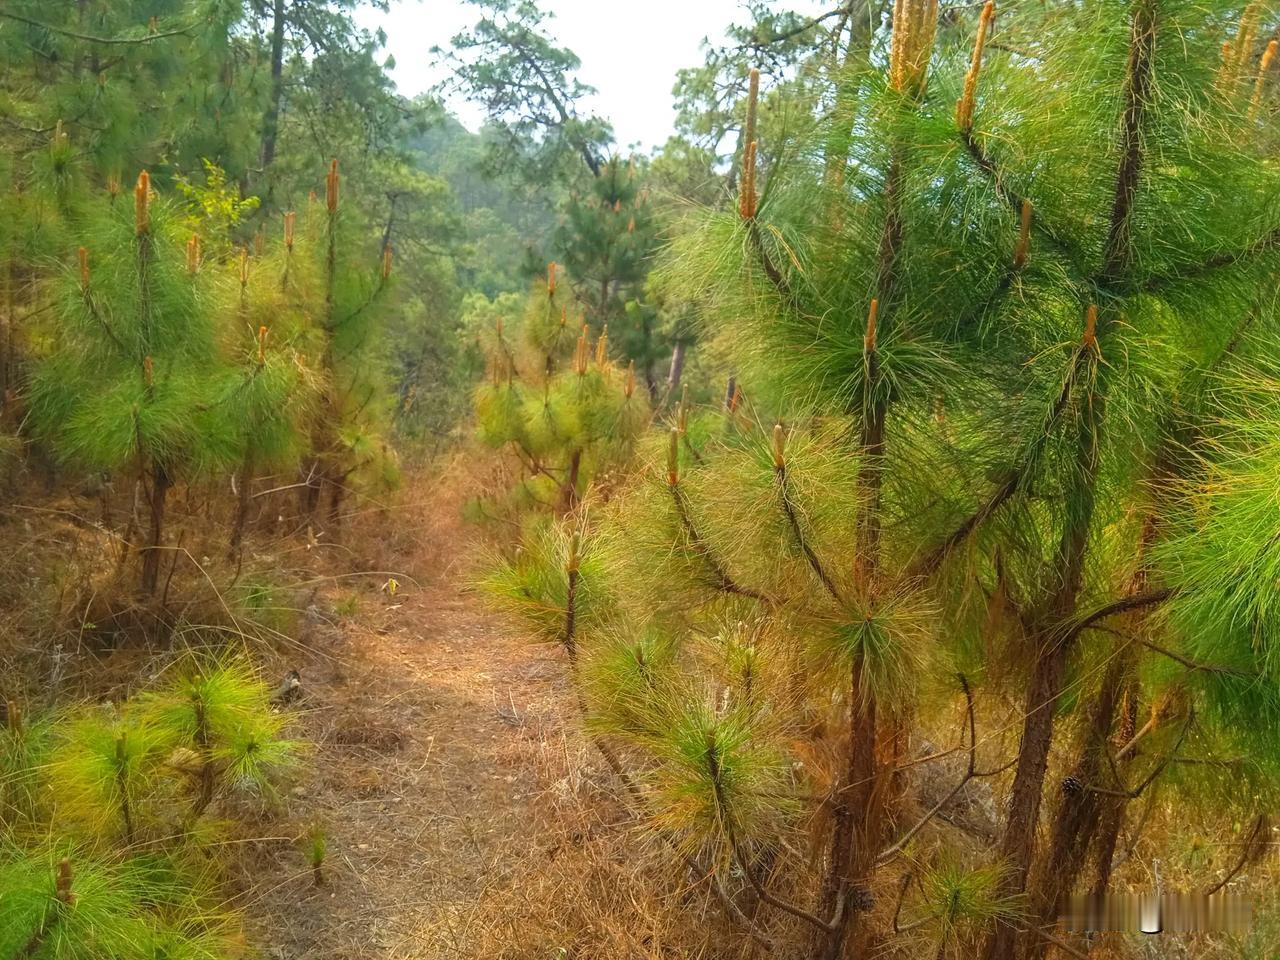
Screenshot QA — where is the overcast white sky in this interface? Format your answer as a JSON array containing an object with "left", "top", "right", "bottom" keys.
[{"left": 355, "top": 0, "right": 828, "bottom": 152}]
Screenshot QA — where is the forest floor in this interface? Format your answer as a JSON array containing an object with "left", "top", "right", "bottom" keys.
[
  {"left": 0, "top": 463, "right": 712, "bottom": 959},
  {"left": 236, "top": 479, "right": 620, "bottom": 960}
]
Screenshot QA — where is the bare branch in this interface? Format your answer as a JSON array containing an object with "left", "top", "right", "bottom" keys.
[
  {"left": 0, "top": 11, "right": 196, "bottom": 44},
  {"left": 1060, "top": 588, "right": 1174, "bottom": 645},
  {"left": 877, "top": 675, "right": 1012, "bottom": 864},
  {"left": 734, "top": 842, "right": 839, "bottom": 933},
  {"left": 1204, "top": 813, "right": 1269, "bottom": 896},
  {"left": 1087, "top": 710, "right": 1193, "bottom": 799}
]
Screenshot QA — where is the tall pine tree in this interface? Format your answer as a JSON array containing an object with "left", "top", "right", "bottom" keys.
[{"left": 484, "top": 1, "right": 1280, "bottom": 957}]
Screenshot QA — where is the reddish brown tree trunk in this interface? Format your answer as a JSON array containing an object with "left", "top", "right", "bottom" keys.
[
  {"left": 230, "top": 454, "right": 255, "bottom": 556},
  {"left": 666, "top": 341, "right": 687, "bottom": 397},
  {"left": 560, "top": 448, "right": 582, "bottom": 512},
  {"left": 1025, "top": 649, "right": 1132, "bottom": 959}
]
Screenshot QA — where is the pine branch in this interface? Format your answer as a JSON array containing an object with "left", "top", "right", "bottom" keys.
[
  {"left": 1098, "top": 0, "right": 1157, "bottom": 286},
  {"left": 1024, "top": 926, "right": 1090, "bottom": 960},
  {"left": 1086, "top": 709, "right": 1193, "bottom": 799},
  {"left": 82, "top": 292, "right": 127, "bottom": 355},
  {"left": 890, "top": 873, "right": 919, "bottom": 934},
  {"left": 746, "top": 218, "right": 801, "bottom": 311},
  {"left": 1059, "top": 587, "right": 1174, "bottom": 646},
  {"left": 774, "top": 454, "right": 843, "bottom": 602},
  {"left": 700, "top": 860, "right": 778, "bottom": 951},
  {"left": 739, "top": 5, "right": 853, "bottom": 51},
  {"left": 0, "top": 12, "right": 198, "bottom": 44},
  {"left": 876, "top": 675, "right": 1014, "bottom": 864},
  {"left": 670, "top": 484, "right": 770, "bottom": 603},
  {"left": 960, "top": 129, "right": 1083, "bottom": 274},
  {"left": 733, "top": 839, "right": 841, "bottom": 932},
  {"left": 1133, "top": 634, "right": 1253, "bottom": 678},
  {"left": 1143, "top": 226, "right": 1280, "bottom": 292},
  {"left": 1203, "top": 813, "right": 1269, "bottom": 896},
  {"left": 912, "top": 341, "right": 1092, "bottom": 576}
]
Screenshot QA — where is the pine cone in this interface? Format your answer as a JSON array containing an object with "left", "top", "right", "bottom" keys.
[
  {"left": 1061, "top": 774, "right": 1083, "bottom": 797},
  {"left": 849, "top": 885, "right": 876, "bottom": 913}
]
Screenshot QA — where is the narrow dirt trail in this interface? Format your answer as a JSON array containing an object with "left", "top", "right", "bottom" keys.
[{"left": 241, "top": 516, "right": 584, "bottom": 959}]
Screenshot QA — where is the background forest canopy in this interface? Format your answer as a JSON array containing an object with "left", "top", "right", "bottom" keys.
[{"left": 0, "top": 0, "right": 793, "bottom": 455}]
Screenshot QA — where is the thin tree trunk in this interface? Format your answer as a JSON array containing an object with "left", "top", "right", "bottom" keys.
[
  {"left": 259, "top": 0, "right": 286, "bottom": 176},
  {"left": 560, "top": 448, "right": 582, "bottom": 512},
  {"left": 983, "top": 470, "right": 1098, "bottom": 960},
  {"left": 666, "top": 340, "right": 687, "bottom": 398},
  {"left": 141, "top": 461, "right": 171, "bottom": 596},
  {"left": 1025, "top": 647, "right": 1132, "bottom": 957},
  {"left": 116, "top": 734, "right": 135, "bottom": 844},
  {"left": 326, "top": 473, "right": 348, "bottom": 532},
  {"left": 1028, "top": 501, "right": 1165, "bottom": 954},
  {"left": 307, "top": 173, "right": 341, "bottom": 525},
  {"left": 984, "top": 2, "right": 1153, "bottom": 955},
  {"left": 642, "top": 312, "right": 657, "bottom": 402},
  {"left": 1, "top": 256, "right": 11, "bottom": 399},
  {"left": 823, "top": 397, "right": 891, "bottom": 959},
  {"left": 1089, "top": 792, "right": 1131, "bottom": 895},
  {"left": 1090, "top": 679, "right": 1138, "bottom": 896},
  {"left": 820, "top": 150, "right": 900, "bottom": 959},
  {"left": 192, "top": 699, "right": 216, "bottom": 817},
  {"left": 230, "top": 452, "right": 254, "bottom": 556}
]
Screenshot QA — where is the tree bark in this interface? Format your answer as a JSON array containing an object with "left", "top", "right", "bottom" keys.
[
  {"left": 230, "top": 452, "right": 255, "bottom": 556},
  {"left": 326, "top": 473, "right": 348, "bottom": 531},
  {"left": 560, "top": 448, "right": 582, "bottom": 512},
  {"left": 1025, "top": 648, "right": 1132, "bottom": 959},
  {"left": 983, "top": 469, "right": 1097, "bottom": 960},
  {"left": 666, "top": 341, "right": 687, "bottom": 397},
  {"left": 259, "top": 0, "right": 286, "bottom": 176},
  {"left": 141, "top": 461, "right": 171, "bottom": 596}
]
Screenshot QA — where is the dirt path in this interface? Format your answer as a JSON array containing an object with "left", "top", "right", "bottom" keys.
[{"left": 241, "top": 541, "right": 582, "bottom": 959}]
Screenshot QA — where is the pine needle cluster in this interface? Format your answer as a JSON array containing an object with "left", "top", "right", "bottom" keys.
[{"left": 0, "top": 656, "right": 295, "bottom": 959}]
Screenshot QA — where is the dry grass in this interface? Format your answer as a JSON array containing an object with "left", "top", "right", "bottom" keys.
[
  {"left": 415, "top": 736, "right": 739, "bottom": 960},
  {"left": 3, "top": 454, "right": 1276, "bottom": 960}
]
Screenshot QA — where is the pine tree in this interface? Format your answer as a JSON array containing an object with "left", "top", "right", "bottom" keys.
[
  {"left": 554, "top": 157, "right": 662, "bottom": 392},
  {"left": 1, "top": 657, "right": 294, "bottom": 960},
  {"left": 486, "top": 1, "right": 1280, "bottom": 957},
  {"left": 29, "top": 172, "right": 239, "bottom": 596},
  {"left": 214, "top": 211, "right": 317, "bottom": 557},
  {"left": 472, "top": 262, "right": 649, "bottom": 523},
  {"left": 293, "top": 159, "right": 400, "bottom": 532}
]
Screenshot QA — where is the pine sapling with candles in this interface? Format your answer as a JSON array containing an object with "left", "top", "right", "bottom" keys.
[
  {"left": 211, "top": 211, "right": 319, "bottom": 557},
  {"left": 471, "top": 262, "right": 649, "bottom": 526},
  {"left": 0, "top": 657, "right": 294, "bottom": 958},
  {"left": 28, "top": 172, "right": 238, "bottom": 597},
  {"left": 481, "top": 1, "right": 1280, "bottom": 957},
  {"left": 290, "top": 159, "right": 401, "bottom": 531}
]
